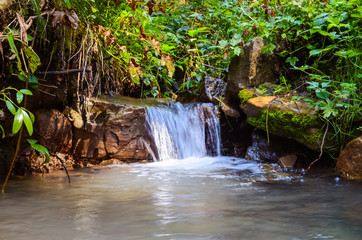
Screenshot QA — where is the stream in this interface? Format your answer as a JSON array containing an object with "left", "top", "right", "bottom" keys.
[
  {"left": 1, "top": 159, "right": 362, "bottom": 240},
  {"left": 1, "top": 102, "right": 362, "bottom": 239}
]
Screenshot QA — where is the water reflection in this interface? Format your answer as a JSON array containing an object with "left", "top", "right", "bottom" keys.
[{"left": 0, "top": 158, "right": 362, "bottom": 240}]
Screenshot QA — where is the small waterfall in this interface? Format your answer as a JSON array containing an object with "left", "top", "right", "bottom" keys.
[{"left": 146, "top": 102, "right": 221, "bottom": 161}]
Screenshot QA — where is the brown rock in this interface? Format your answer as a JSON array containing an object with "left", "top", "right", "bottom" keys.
[
  {"left": 337, "top": 136, "right": 362, "bottom": 180},
  {"left": 226, "top": 37, "right": 280, "bottom": 105},
  {"left": 34, "top": 109, "right": 73, "bottom": 153},
  {"left": 278, "top": 154, "right": 297, "bottom": 168},
  {"left": 100, "top": 159, "right": 123, "bottom": 166},
  {"left": 72, "top": 97, "right": 155, "bottom": 161}
]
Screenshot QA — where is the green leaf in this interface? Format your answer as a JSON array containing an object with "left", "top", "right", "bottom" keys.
[
  {"left": 19, "top": 89, "right": 33, "bottom": 95},
  {"left": 309, "top": 49, "right": 323, "bottom": 56},
  {"left": 7, "top": 32, "right": 22, "bottom": 72},
  {"left": 30, "top": 143, "right": 50, "bottom": 163},
  {"left": 6, "top": 100, "right": 16, "bottom": 115},
  {"left": 27, "top": 139, "right": 38, "bottom": 145},
  {"left": 286, "top": 57, "right": 299, "bottom": 66},
  {"left": 220, "top": 40, "right": 228, "bottom": 49},
  {"left": 12, "top": 108, "right": 23, "bottom": 135},
  {"left": 0, "top": 124, "right": 4, "bottom": 138},
  {"left": 63, "top": 0, "right": 71, "bottom": 9},
  {"left": 22, "top": 44, "right": 41, "bottom": 73},
  {"left": 234, "top": 47, "right": 241, "bottom": 56},
  {"left": 16, "top": 91, "right": 24, "bottom": 104},
  {"left": 316, "top": 89, "right": 329, "bottom": 99},
  {"left": 21, "top": 109, "right": 33, "bottom": 136}
]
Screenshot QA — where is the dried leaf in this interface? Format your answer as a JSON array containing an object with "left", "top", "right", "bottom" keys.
[
  {"left": 139, "top": 24, "right": 147, "bottom": 40},
  {"left": 143, "top": 45, "right": 149, "bottom": 60},
  {"left": 129, "top": 58, "right": 142, "bottom": 84},
  {"left": 120, "top": 45, "right": 126, "bottom": 53},
  {"left": 149, "top": 37, "right": 161, "bottom": 54},
  {"left": 147, "top": 0, "right": 156, "bottom": 15},
  {"left": 103, "top": 30, "right": 115, "bottom": 45},
  {"left": 50, "top": 9, "right": 80, "bottom": 29},
  {"left": 161, "top": 54, "right": 175, "bottom": 78}
]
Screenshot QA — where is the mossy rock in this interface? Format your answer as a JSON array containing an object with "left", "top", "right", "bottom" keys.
[
  {"left": 248, "top": 109, "right": 323, "bottom": 151},
  {"left": 243, "top": 96, "right": 325, "bottom": 151},
  {"left": 239, "top": 89, "right": 256, "bottom": 103}
]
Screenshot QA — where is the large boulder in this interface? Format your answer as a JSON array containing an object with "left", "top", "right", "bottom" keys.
[
  {"left": 34, "top": 109, "right": 73, "bottom": 153},
  {"left": 70, "top": 98, "right": 155, "bottom": 162},
  {"left": 242, "top": 96, "right": 324, "bottom": 151},
  {"left": 226, "top": 37, "right": 280, "bottom": 105},
  {"left": 337, "top": 136, "right": 362, "bottom": 180}
]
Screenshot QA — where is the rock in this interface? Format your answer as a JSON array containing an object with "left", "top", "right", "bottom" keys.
[
  {"left": 242, "top": 96, "right": 324, "bottom": 151},
  {"left": 63, "top": 107, "right": 83, "bottom": 129},
  {"left": 278, "top": 154, "right": 297, "bottom": 168},
  {"left": 337, "top": 136, "right": 362, "bottom": 180},
  {"left": 204, "top": 76, "right": 226, "bottom": 104},
  {"left": 245, "top": 129, "right": 317, "bottom": 168},
  {"left": 0, "top": 0, "right": 14, "bottom": 11},
  {"left": 72, "top": 97, "right": 156, "bottom": 161},
  {"left": 34, "top": 109, "right": 73, "bottom": 154},
  {"left": 219, "top": 100, "right": 240, "bottom": 118},
  {"left": 100, "top": 159, "right": 123, "bottom": 166},
  {"left": 225, "top": 37, "right": 280, "bottom": 104}
]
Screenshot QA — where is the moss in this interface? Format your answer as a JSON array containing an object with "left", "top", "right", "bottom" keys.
[
  {"left": 248, "top": 109, "right": 323, "bottom": 150},
  {"left": 238, "top": 89, "right": 255, "bottom": 103}
]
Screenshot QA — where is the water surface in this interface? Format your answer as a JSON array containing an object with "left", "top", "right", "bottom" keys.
[{"left": 1, "top": 157, "right": 361, "bottom": 240}]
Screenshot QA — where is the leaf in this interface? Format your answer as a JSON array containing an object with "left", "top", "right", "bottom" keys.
[
  {"left": 12, "top": 108, "right": 23, "bottom": 135},
  {"left": 0, "top": 124, "right": 4, "bottom": 138},
  {"left": 309, "top": 49, "right": 323, "bottom": 56},
  {"left": 16, "top": 91, "right": 23, "bottom": 104},
  {"left": 30, "top": 143, "right": 50, "bottom": 163},
  {"left": 6, "top": 100, "right": 16, "bottom": 115},
  {"left": 27, "top": 139, "right": 38, "bottom": 145},
  {"left": 63, "top": 0, "right": 71, "bottom": 9},
  {"left": 21, "top": 109, "right": 33, "bottom": 136},
  {"left": 286, "top": 56, "right": 299, "bottom": 66},
  {"left": 20, "top": 89, "right": 32, "bottom": 95},
  {"left": 7, "top": 32, "right": 22, "bottom": 72},
  {"left": 234, "top": 47, "right": 241, "bottom": 56},
  {"left": 161, "top": 54, "right": 175, "bottom": 78},
  {"left": 22, "top": 44, "right": 41, "bottom": 73},
  {"left": 219, "top": 40, "right": 228, "bottom": 49},
  {"left": 316, "top": 89, "right": 329, "bottom": 99}
]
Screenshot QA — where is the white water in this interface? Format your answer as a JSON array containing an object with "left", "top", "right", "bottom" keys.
[{"left": 146, "top": 102, "right": 221, "bottom": 161}]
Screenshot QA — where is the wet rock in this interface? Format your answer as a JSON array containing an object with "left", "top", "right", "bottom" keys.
[
  {"left": 64, "top": 107, "right": 83, "bottom": 129},
  {"left": 245, "top": 129, "right": 317, "bottom": 168},
  {"left": 278, "top": 154, "right": 297, "bottom": 168},
  {"left": 72, "top": 98, "right": 155, "bottom": 161},
  {"left": 337, "top": 136, "right": 362, "bottom": 180},
  {"left": 242, "top": 96, "right": 324, "bottom": 151},
  {"left": 34, "top": 109, "right": 73, "bottom": 153},
  {"left": 100, "top": 159, "right": 124, "bottom": 166},
  {"left": 226, "top": 37, "right": 280, "bottom": 104},
  {"left": 204, "top": 76, "right": 226, "bottom": 104}
]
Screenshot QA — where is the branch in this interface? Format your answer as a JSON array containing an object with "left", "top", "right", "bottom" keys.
[
  {"left": 36, "top": 69, "right": 91, "bottom": 75},
  {"left": 301, "top": 122, "right": 329, "bottom": 174}
]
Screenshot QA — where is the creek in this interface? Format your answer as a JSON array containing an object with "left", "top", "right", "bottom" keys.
[{"left": 0, "top": 102, "right": 361, "bottom": 240}]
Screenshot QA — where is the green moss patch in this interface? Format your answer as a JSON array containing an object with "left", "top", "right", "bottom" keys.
[
  {"left": 238, "top": 89, "right": 255, "bottom": 103},
  {"left": 248, "top": 109, "right": 323, "bottom": 150}
]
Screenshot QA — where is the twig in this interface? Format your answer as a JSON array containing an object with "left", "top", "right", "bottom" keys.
[{"left": 301, "top": 122, "right": 329, "bottom": 174}]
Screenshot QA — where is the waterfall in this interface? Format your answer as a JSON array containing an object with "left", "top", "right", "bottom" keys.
[{"left": 146, "top": 102, "right": 221, "bottom": 161}]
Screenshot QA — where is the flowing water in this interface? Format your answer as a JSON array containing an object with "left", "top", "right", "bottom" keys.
[{"left": 1, "top": 102, "right": 362, "bottom": 240}]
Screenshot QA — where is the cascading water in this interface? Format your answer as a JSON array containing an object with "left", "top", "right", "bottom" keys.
[{"left": 146, "top": 102, "right": 221, "bottom": 161}]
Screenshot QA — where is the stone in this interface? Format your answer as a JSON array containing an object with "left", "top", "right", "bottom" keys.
[
  {"left": 100, "top": 159, "right": 123, "bottom": 166},
  {"left": 225, "top": 37, "right": 280, "bottom": 105},
  {"left": 245, "top": 129, "right": 317, "bottom": 168},
  {"left": 337, "top": 136, "right": 362, "bottom": 180},
  {"left": 63, "top": 107, "right": 83, "bottom": 129},
  {"left": 34, "top": 109, "right": 73, "bottom": 154},
  {"left": 72, "top": 97, "right": 156, "bottom": 161},
  {"left": 204, "top": 76, "right": 226, "bottom": 104},
  {"left": 278, "top": 154, "right": 297, "bottom": 168},
  {"left": 242, "top": 96, "right": 324, "bottom": 151}
]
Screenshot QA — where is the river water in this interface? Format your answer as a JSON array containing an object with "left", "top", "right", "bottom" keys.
[
  {"left": 1, "top": 102, "right": 362, "bottom": 239},
  {"left": 1, "top": 158, "right": 362, "bottom": 240}
]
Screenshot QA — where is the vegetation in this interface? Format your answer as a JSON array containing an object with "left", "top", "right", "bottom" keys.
[{"left": 0, "top": 0, "right": 361, "bottom": 177}]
